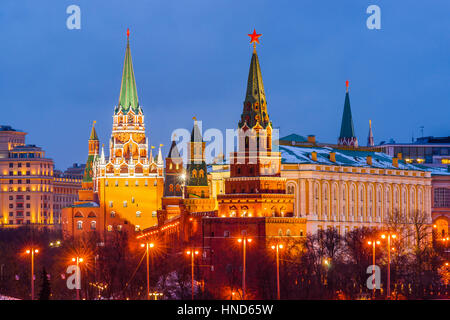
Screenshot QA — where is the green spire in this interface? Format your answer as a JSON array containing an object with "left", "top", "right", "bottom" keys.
[
  {"left": 82, "top": 154, "right": 95, "bottom": 183},
  {"left": 338, "top": 81, "right": 358, "bottom": 147},
  {"left": 89, "top": 121, "right": 98, "bottom": 140},
  {"left": 116, "top": 29, "right": 140, "bottom": 115},
  {"left": 239, "top": 48, "right": 270, "bottom": 129},
  {"left": 339, "top": 91, "right": 355, "bottom": 138}
]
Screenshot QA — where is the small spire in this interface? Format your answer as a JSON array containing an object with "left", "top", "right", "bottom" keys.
[
  {"left": 157, "top": 144, "right": 164, "bottom": 165},
  {"left": 150, "top": 146, "right": 155, "bottom": 163},
  {"left": 89, "top": 120, "right": 99, "bottom": 140},
  {"left": 101, "top": 144, "right": 105, "bottom": 164},
  {"left": 367, "top": 120, "right": 374, "bottom": 147}
]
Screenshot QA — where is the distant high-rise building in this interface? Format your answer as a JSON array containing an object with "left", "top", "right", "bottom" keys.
[
  {"left": 0, "top": 126, "right": 55, "bottom": 226},
  {"left": 378, "top": 136, "right": 450, "bottom": 168}
]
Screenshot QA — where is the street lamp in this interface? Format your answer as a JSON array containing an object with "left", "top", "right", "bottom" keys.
[
  {"left": 381, "top": 232, "right": 397, "bottom": 299},
  {"left": 186, "top": 249, "right": 200, "bottom": 300},
  {"left": 140, "top": 242, "right": 155, "bottom": 300},
  {"left": 25, "top": 247, "right": 39, "bottom": 300},
  {"left": 237, "top": 237, "right": 252, "bottom": 300},
  {"left": 367, "top": 240, "right": 381, "bottom": 299},
  {"left": 71, "top": 257, "right": 84, "bottom": 300},
  {"left": 270, "top": 243, "right": 283, "bottom": 300}
]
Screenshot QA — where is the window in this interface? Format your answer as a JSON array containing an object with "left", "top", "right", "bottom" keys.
[
  {"left": 110, "top": 211, "right": 116, "bottom": 218},
  {"left": 109, "top": 201, "right": 113, "bottom": 208},
  {"left": 434, "top": 188, "right": 450, "bottom": 208},
  {"left": 107, "top": 225, "right": 113, "bottom": 232},
  {"left": 123, "top": 201, "right": 127, "bottom": 208},
  {"left": 199, "top": 169, "right": 204, "bottom": 178},
  {"left": 136, "top": 211, "right": 141, "bottom": 218},
  {"left": 224, "top": 231, "right": 230, "bottom": 238},
  {"left": 90, "top": 221, "right": 96, "bottom": 230},
  {"left": 135, "top": 225, "right": 140, "bottom": 231},
  {"left": 77, "top": 221, "right": 83, "bottom": 230},
  {"left": 192, "top": 170, "right": 197, "bottom": 178}
]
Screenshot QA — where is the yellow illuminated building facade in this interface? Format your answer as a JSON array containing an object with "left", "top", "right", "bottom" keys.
[{"left": 0, "top": 126, "right": 55, "bottom": 226}]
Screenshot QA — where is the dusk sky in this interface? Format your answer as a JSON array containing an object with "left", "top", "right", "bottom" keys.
[{"left": 1, "top": 1, "right": 449, "bottom": 170}]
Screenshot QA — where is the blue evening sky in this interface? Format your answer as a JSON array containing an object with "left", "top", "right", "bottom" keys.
[{"left": 0, "top": 1, "right": 449, "bottom": 169}]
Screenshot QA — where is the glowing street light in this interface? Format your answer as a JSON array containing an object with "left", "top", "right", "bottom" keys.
[
  {"left": 381, "top": 232, "right": 397, "bottom": 299},
  {"left": 25, "top": 247, "right": 39, "bottom": 300},
  {"left": 367, "top": 240, "right": 381, "bottom": 299},
  {"left": 140, "top": 242, "right": 155, "bottom": 300},
  {"left": 237, "top": 237, "right": 252, "bottom": 300},
  {"left": 186, "top": 249, "right": 200, "bottom": 300},
  {"left": 71, "top": 256, "right": 84, "bottom": 300},
  {"left": 270, "top": 243, "right": 283, "bottom": 300}
]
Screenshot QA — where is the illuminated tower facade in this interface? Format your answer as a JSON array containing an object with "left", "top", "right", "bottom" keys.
[
  {"left": 217, "top": 31, "right": 294, "bottom": 217},
  {"left": 94, "top": 30, "right": 164, "bottom": 231},
  {"left": 184, "top": 119, "right": 215, "bottom": 213}
]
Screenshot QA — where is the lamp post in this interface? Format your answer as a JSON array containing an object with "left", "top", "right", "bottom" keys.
[
  {"left": 270, "top": 243, "right": 283, "bottom": 300},
  {"left": 25, "top": 248, "right": 39, "bottom": 300},
  {"left": 140, "top": 242, "right": 155, "bottom": 300},
  {"left": 367, "top": 240, "right": 380, "bottom": 299},
  {"left": 381, "top": 233, "right": 397, "bottom": 299},
  {"left": 237, "top": 237, "right": 252, "bottom": 300},
  {"left": 186, "top": 249, "right": 199, "bottom": 300},
  {"left": 71, "top": 257, "right": 84, "bottom": 300}
]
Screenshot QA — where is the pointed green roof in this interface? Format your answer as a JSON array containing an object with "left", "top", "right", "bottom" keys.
[
  {"left": 89, "top": 121, "right": 98, "bottom": 140},
  {"left": 116, "top": 30, "right": 140, "bottom": 115},
  {"left": 238, "top": 48, "right": 270, "bottom": 129},
  {"left": 339, "top": 90, "right": 356, "bottom": 139}
]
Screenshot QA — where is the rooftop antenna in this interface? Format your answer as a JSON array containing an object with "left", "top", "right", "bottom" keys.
[{"left": 419, "top": 126, "right": 424, "bottom": 138}]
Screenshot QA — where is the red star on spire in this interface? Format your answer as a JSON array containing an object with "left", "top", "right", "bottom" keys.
[
  {"left": 248, "top": 29, "right": 262, "bottom": 44},
  {"left": 127, "top": 28, "right": 130, "bottom": 39}
]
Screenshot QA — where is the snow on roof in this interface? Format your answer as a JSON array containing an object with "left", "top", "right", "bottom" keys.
[{"left": 279, "top": 145, "right": 429, "bottom": 171}]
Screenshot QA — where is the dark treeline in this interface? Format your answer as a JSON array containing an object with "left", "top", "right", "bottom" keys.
[{"left": 0, "top": 217, "right": 448, "bottom": 300}]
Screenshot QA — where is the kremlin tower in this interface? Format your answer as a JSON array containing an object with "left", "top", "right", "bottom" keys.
[
  {"left": 217, "top": 30, "right": 294, "bottom": 218},
  {"left": 338, "top": 81, "right": 358, "bottom": 147},
  {"left": 62, "top": 30, "right": 164, "bottom": 238}
]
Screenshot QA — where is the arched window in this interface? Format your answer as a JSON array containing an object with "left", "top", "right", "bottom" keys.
[
  {"left": 176, "top": 184, "right": 181, "bottom": 192},
  {"left": 192, "top": 170, "right": 197, "bottom": 178},
  {"left": 77, "top": 221, "right": 83, "bottom": 230},
  {"left": 199, "top": 169, "right": 204, "bottom": 178},
  {"left": 90, "top": 221, "right": 96, "bottom": 230},
  {"left": 169, "top": 184, "right": 174, "bottom": 192}
]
